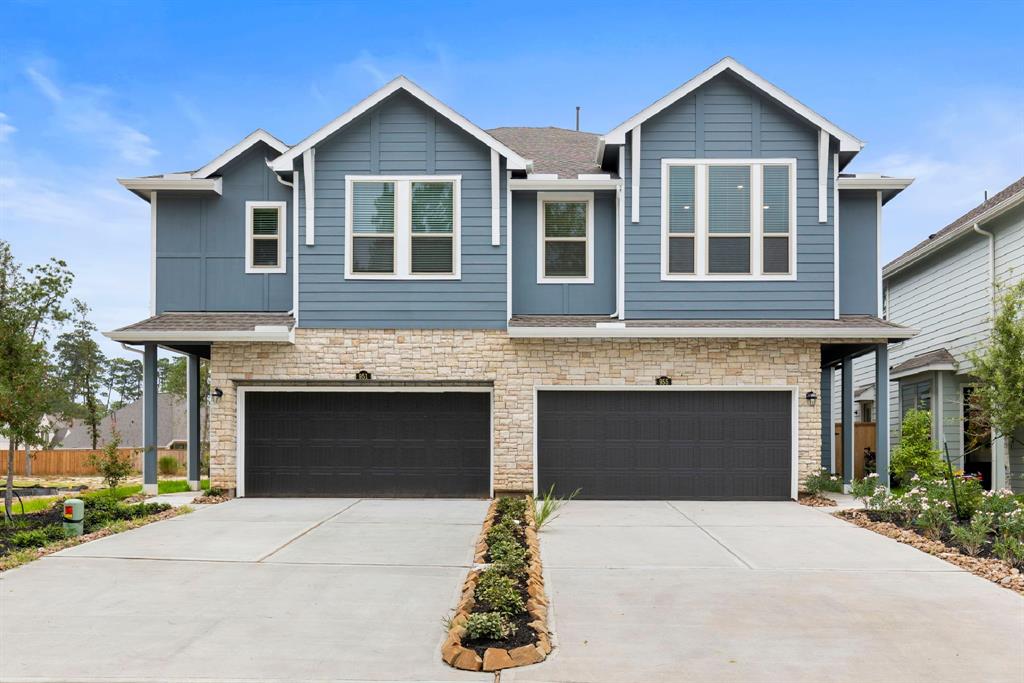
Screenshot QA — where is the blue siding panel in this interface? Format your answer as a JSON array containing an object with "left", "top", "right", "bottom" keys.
[
  {"left": 298, "top": 91, "right": 506, "bottom": 329},
  {"left": 154, "top": 143, "right": 292, "bottom": 313},
  {"left": 511, "top": 190, "right": 616, "bottom": 315},
  {"left": 623, "top": 73, "right": 836, "bottom": 320},
  {"left": 838, "top": 191, "right": 879, "bottom": 316}
]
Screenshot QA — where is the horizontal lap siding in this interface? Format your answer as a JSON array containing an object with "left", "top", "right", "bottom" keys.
[
  {"left": 298, "top": 91, "right": 506, "bottom": 328},
  {"left": 625, "top": 74, "right": 834, "bottom": 319}
]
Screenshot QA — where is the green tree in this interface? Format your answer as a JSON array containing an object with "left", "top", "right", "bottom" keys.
[
  {"left": 967, "top": 280, "right": 1024, "bottom": 450},
  {"left": 54, "top": 306, "right": 108, "bottom": 449},
  {"left": 158, "top": 356, "right": 209, "bottom": 401},
  {"left": 891, "top": 408, "right": 945, "bottom": 482},
  {"left": 106, "top": 357, "right": 143, "bottom": 409},
  {"left": 0, "top": 241, "right": 75, "bottom": 520}
]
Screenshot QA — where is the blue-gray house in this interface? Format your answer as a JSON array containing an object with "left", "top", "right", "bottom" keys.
[{"left": 107, "top": 57, "right": 913, "bottom": 499}]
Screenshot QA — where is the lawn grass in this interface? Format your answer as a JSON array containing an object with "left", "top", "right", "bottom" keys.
[
  {"left": 5, "top": 479, "right": 208, "bottom": 516},
  {"left": 158, "top": 479, "right": 211, "bottom": 494}
]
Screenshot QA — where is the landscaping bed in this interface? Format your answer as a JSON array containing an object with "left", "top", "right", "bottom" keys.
[
  {"left": 837, "top": 474, "right": 1024, "bottom": 595},
  {"left": 441, "top": 496, "right": 552, "bottom": 673},
  {"left": 1, "top": 488, "right": 182, "bottom": 572}
]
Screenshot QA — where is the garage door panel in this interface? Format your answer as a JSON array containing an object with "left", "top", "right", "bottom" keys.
[
  {"left": 538, "top": 390, "right": 791, "bottom": 500},
  {"left": 244, "top": 391, "right": 489, "bottom": 498}
]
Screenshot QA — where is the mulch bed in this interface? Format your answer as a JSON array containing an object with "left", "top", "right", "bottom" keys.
[
  {"left": 798, "top": 493, "right": 838, "bottom": 507},
  {"left": 835, "top": 509, "right": 1024, "bottom": 595}
]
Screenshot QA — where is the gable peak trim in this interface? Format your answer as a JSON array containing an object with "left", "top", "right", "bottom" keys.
[{"left": 193, "top": 129, "right": 290, "bottom": 179}]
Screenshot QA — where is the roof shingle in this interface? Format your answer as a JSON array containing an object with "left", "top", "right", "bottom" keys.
[{"left": 487, "top": 127, "right": 608, "bottom": 179}]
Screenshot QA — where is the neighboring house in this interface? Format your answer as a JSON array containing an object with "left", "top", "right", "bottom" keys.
[
  {"left": 834, "top": 177, "right": 1024, "bottom": 492},
  {"left": 0, "top": 415, "right": 68, "bottom": 451},
  {"left": 59, "top": 393, "right": 199, "bottom": 450},
  {"left": 107, "top": 57, "right": 914, "bottom": 499}
]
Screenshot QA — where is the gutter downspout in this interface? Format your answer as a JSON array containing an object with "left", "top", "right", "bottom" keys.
[
  {"left": 972, "top": 222, "right": 1006, "bottom": 490},
  {"left": 267, "top": 160, "right": 299, "bottom": 324}
]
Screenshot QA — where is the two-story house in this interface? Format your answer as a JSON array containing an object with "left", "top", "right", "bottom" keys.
[
  {"left": 833, "top": 177, "right": 1024, "bottom": 492},
  {"left": 108, "top": 57, "right": 913, "bottom": 499}
]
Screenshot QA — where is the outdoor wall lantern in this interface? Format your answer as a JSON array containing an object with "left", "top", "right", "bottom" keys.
[
  {"left": 805, "top": 391, "right": 817, "bottom": 405},
  {"left": 212, "top": 388, "right": 224, "bottom": 400}
]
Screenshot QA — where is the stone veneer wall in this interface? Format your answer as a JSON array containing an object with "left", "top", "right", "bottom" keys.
[{"left": 209, "top": 329, "right": 831, "bottom": 494}]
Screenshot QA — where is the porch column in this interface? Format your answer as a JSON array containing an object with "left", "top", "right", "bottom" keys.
[
  {"left": 187, "top": 354, "right": 201, "bottom": 491},
  {"left": 842, "top": 355, "right": 855, "bottom": 489},
  {"left": 875, "top": 344, "right": 890, "bottom": 488},
  {"left": 820, "top": 366, "right": 832, "bottom": 470},
  {"left": 143, "top": 343, "right": 158, "bottom": 495}
]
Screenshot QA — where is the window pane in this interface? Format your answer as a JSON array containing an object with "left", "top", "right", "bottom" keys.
[
  {"left": 352, "top": 182, "right": 395, "bottom": 233},
  {"left": 763, "top": 236, "right": 789, "bottom": 273},
  {"left": 763, "top": 165, "right": 790, "bottom": 233},
  {"left": 411, "top": 236, "right": 453, "bottom": 273},
  {"left": 252, "top": 238, "right": 279, "bottom": 267},
  {"left": 708, "top": 237, "right": 750, "bottom": 273},
  {"left": 544, "top": 202, "right": 586, "bottom": 237},
  {"left": 411, "top": 182, "right": 453, "bottom": 234},
  {"left": 668, "top": 166, "right": 695, "bottom": 234},
  {"left": 668, "top": 236, "right": 694, "bottom": 274},
  {"left": 708, "top": 166, "right": 750, "bottom": 234},
  {"left": 545, "top": 241, "right": 586, "bottom": 277},
  {"left": 352, "top": 236, "right": 394, "bottom": 273},
  {"left": 251, "top": 207, "right": 279, "bottom": 236}
]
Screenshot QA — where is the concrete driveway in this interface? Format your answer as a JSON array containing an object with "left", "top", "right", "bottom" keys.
[
  {"left": 0, "top": 498, "right": 492, "bottom": 683},
  {"left": 506, "top": 501, "right": 1024, "bottom": 683}
]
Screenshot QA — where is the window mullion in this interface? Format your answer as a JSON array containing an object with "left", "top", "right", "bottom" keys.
[
  {"left": 395, "top": 180, "right": 411, "bottom": 276},
  {"left": 751, "top": 162, "right": 762, "bottom": 276},
  {"left": 696, "top": 164, "right": 707, "bottom": 277}
]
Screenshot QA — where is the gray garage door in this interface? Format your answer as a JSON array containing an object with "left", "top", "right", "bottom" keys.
[
  {"left": 244, "top": 391, "right": 489, "bottom": 497},
  {"left": 537, "top": 390, "right": 791, "bottom": 500}
]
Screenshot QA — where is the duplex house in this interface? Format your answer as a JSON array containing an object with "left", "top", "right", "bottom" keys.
[
  {"left": 834, "top": 177, "right": 1024, "bottom": 492},
  {"left": 107, "top": 57, "right": 913, "bottom": 499}
]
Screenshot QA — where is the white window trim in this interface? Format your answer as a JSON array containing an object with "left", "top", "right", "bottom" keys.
[
  {"left": 344, "top": 175, "right": 462, "bottom": 280},
  {"left": 245, "top": 201, "right": 287, "bottom": 274},
  {"left": 536, "top": 191, "right": 595, "bottom": 285},
  {"left": 660, "top": 158, "right": 797, "bottom": 281}
]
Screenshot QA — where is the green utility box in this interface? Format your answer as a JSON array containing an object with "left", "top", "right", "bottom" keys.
[{"left": 63, "top": 498, "right": 84, "bottom": 537}]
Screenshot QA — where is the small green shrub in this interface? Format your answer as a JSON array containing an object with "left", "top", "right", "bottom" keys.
[
  {"left": 464, "top": 611, "right": 512, "bottom": 641},
  {"left": 87, "top": 434, "right": 135, "bottom": 490},
  {"left": 992, "top": 536, "right": 1024, "bottom": 568},
  {"left": 914, "top": 501, "right": 953, "bottom": 540},
  {"left": 11, "top": 525, "right": 66, "bottom": 548},
  {"left": 891, "top": 409, "right": 944, "bottom": 481},
  {"left": 803, "top": 468, "right": 842, "bottom": 496},
  {"left": 950, "top": 514, "right": 992, "bottom": 556},
  {"left": 495, "top": 497, "right": 528, "bottom": 520},
  {"left": 997, "top": 507, "right": 1024, "bottom": 540},
  {"left": 981, "top": 489, "right": 1022, "bottom": 523},
  {"left": 158, "top": 456, "right": 180, "bottom": 476},
  {"left": 489, "top": 537, "right": 528, "bottom": 575},
  {"left": 850, "top": 474, "right": 881, "bottom": 503},
  {"left": 534, "top": 484, "right": 580, "bottom": 530},
  {"left": 485, "top": 518, "right": 519, "bottom": 546},
  {"left": 474, "top": 569, "right": 525, "bottom": 615}
]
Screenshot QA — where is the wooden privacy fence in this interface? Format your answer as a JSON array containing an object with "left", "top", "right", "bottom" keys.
[
  {"left": 0, "top": 448, "right": 185, "bottom": 477},
  {"left": 834, "top": 422, "right": 878, "bottom": 481}
]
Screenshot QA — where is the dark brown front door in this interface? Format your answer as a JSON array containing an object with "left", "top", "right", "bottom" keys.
[
  {"left": 244, "top": 391, "right": 490, "bottom": 497},
  {"left": 537, "top": 390, "right": 791, "bottom": 500}
]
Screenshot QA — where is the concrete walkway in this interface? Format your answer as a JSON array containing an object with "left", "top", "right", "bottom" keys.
[
  {"left": 507, "top": 501, "right": 1024, "bottom": 683},
  {"left": 0, "top": 498, "right": 491, "bottom": 682}
]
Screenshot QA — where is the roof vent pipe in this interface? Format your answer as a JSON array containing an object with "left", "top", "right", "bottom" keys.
[{"left": 575, "top": 106, "right": 580, "bottom": 131}]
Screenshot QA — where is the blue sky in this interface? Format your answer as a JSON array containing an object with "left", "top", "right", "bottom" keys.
[{"left": 1, "top": 0, "right": 1022, "bottom": 359}]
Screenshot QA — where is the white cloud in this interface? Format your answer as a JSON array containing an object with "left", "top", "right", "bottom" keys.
[
  {"left": 24, "top": 62, "right": 158, "bottom": 165},
  {"left": 0, "top": 113, "right": 15, "bottom": 142}
]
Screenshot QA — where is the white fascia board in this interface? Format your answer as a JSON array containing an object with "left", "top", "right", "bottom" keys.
[
  {"left": 890, "top": 362, "right": 957, "bottom": 380},
  {"left": 837, "top": 176, "right": 914, "bottom": 191},
  {"left": 103, "top": 327, "right": 294, "bottom": 343},
  {"left": 271, "top": 76, "right": 529, "bottom": 172},
  {"left": 509, "top": 179, "right": 623, "bottom": 191},
  {"left": 883, "top": 188, "right": 1024, "bottom": 279},
  {"left": 193, "top": 129, "right": 290, "bottom": 179},
  {"left": 118, "top": 177, "right": 222, "bottom": 197},
  {"left": 507, "top": 325, "right": 918, "bottom": 340},
  {"left": 601, "top": 57, "right": 864, "bottom": 153}
]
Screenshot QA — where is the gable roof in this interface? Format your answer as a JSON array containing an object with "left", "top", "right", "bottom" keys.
[
  {"left": 601, "top": 57, "right": 864, "bottom": 156},
  {"left": 890, "top": 348, "right": 957, "bottom": 379},
  {"left": 271, "top": 76, "right": 529, "bottom": 172},
  {"left": 193, "top": 129, "right": 289, "bottom": 178},
  {"left": 884, "top": 175, "right": 1024, "bottom": 278},
  {"left": 488, "top": 127, "right": 607, "bottom": 179}
]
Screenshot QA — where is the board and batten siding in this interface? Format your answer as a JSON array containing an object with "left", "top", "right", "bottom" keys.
[
  {"left": 838, "top": 191, "right": 879, "bottom": 316},
  {"left": 155, "top": 143, "right": 293, "bottom": 313},
  {"left": 511, "top": 190, "right": 617, "bottom": 315},
  {"left": 297, "top": 91, "right": 507, "bottom": 329},
  {"left": 623, "top": 73, "right": 836, "bottom": 319}
]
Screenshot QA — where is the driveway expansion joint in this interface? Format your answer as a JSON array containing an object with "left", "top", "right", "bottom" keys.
[
  {"left": 255, "top": 498, "right": 362, "bottom": 563},
  {"left": 665, "top": 501, "right": 754, "bottom": 569}
]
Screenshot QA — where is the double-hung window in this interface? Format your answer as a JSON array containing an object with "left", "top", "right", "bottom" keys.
[
  {"left": 537, "top": 192, "right": 594, "bottom": 284},
  {"left": 245, "top": 201, "right": 287, "bottom": 274},
  {"left": 661, "top": 159, "right": 796, "bottom": 279},
  {"left": 345, "top": 176, "right": 460, "bottom": 279}
]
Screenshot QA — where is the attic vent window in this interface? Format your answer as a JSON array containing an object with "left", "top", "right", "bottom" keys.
[{"left": 245, "top": 201, "right": 286, "bottom": 274}]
